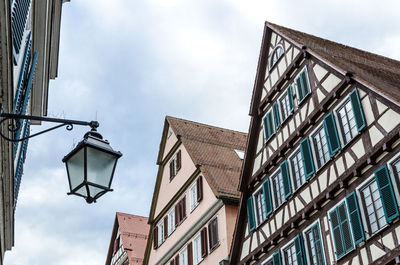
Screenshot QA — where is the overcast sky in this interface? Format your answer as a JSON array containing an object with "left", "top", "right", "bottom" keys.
[{"left": 5, "top": 0, "right": 400, "bottom": 264}]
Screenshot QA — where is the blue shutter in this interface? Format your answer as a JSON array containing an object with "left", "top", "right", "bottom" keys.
[
  {"left": 11, "top": 0, "right": 31, "bottom": 61},
  {"left": 294, "top": 234, "right": 307, "bottom": 265},
  {"left": 280, "top": 160, "right": 292, "bottom": 199},
  {"left": 273, "top": 101, "right": 281, "bottom": 128},
  {"left": 273, "top": 251, "right": 282, "bottom": 265},
  {"left": 349, "top": 88, "right": 366, "bottom": 132},
  {"left": 287, "top": 85, "right": 294, "bottom": 113},
  {"left": 14, "top": 32, "right": 32, "bottom": 113},
  {"left": 263, "top": 179, "right": 273, "bottom": 217},
  {"left": 323, "top": 112, "right": 341, "bottom": 157},
  {"left": 346, "top": 192, "right": 365, "bottom": 245},
  {"left": 247, "top": 197, "right": 256, "bottom": 232},
  {"left": 300, "top": 137, "right": 315, "bottom": 179},
  {"left": 374, "top": 165, "right": 399, "bottom": 223}
]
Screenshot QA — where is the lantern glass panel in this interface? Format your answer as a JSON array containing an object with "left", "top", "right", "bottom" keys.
[
  {"left": 76, "top": 186, "right": 88, "bottom": 197},
  {"left": 86, "top": 146, "right": 117, "bottom": 188},
  {"left": 66, "top": 148, "right": 85, "bottom": 190}
]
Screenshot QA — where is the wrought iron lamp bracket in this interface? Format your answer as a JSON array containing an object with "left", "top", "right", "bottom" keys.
[{"left": 0, "top": 103, "right": 99, "bottom": 143}]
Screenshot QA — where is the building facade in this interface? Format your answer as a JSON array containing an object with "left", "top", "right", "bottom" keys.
[
  {"left": 230, "top": 22, "right": 400, "bottom": 265},
  {"left": 143, "top": 116, "right": 247, "bottom": 265},
  {"left": 106, "top": 213, "right": 149, "bottom": 265},
  {"left": 0, "top": 0, "right": 68, "bottom": 262}
]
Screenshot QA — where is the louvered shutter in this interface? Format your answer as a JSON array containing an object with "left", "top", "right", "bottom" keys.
[
  {"left": 349, "top": 88, "right": 366, "bottom": 132},
  {"left": 197, "top": 176, "right": 203, "bottom": 202},
  {"left": 346, "top": 192, "right": 365, "bottom": 245},
  {"left": 338, "top": 203, "right": 354, "bottom": 255},
  {"left": 170, "top": 161, "right": 174, "bottom": 180},
  {"left": 300, "top": 137, "right": 315, "bottom": 179},
  {"left": 175, "top": 204, "right": 180, "bottom": 226},
  {"left": 182, "top": 196, "right": 186, "bottom": 219},
  {"left": 263, "top": 111, "right": 275, "bottom": 142},
  {"left": 329, "top": 209, "right": 343, "bottom": 258},
  {"left": 153, "top": 226, "right": 158, "bottom": 249},
  {"left": 280, "top": 160, "right": 292, "bottom": 199},
  {"left": 375, "top": 165, "right": 399, "bottom": 223},
  {"left": 273, "top": 101, "right": 281, "bottom": 128},
  {"left": 201, "top": 227, "right": 208, "bottom": 257},
  {"left": 164, "top": 216, "right": 168, "bottom": 239},
  {"left": 263, "top": 179, "right": 273, "bottom": 217},
  {"left": 296, "top": 76, "right": 304, "bottom": 102},
  {"left": 294, "top": 234, "right": 307, "bottom": 265},
  {"left": 246, "top": 197, "right": 256, "bottom": 232},
  {"left": 330, "top": 203, "right": 354, "bottom": 259},
  {"left": 288, "top": 85, "right": 294, "bottom": 113},
  {"left": 175, "top": 255, "right": 180, "bottom": 265},
  {"left": 176, "top": 150, "right": 182, "bottom": 171},
  {"left": 323, "top": 112, "right": 341, "bottom": 157},
  {"left": 272, "top": 251, "right": 282, "bottom": 265},
  {"left": 188, "top": 242, "right": 193, "bottom": 265}
]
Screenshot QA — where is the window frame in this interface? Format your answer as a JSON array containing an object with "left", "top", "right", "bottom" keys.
[
  {"left": 253, "top": 185, "right": 267, "bottom": 227},
  {"left": 309, "top": 122, "right": 331, "bottom": 171},
  {"left": 278, "top": 87, "right": 293, "bottom": 123},
  {"left": 168, "top": 208, "right": 176, "bottom": 236},
  {"left": 193, "top": 232, "right": 203, "bottom": 265},
  {"left": 288, "top": 147, "right": 306, "bottom": 191},
  {"left": 294, "top": 66, "right": 311, "bottom": 104},
  {"left": 269, "top": 44, "right": 285, "bottom": 70},
  {"left": 179, "top": 245, "right": 188, "bottom": 265},
  {"left": 190, "top": 181, "right": 199, "bottom": 212},
  {"left": 281, "top": 239, "right": 298, "bottom": 265},
  {"left": 387, "top": 153, "right": 400, "bottom": 205},
  {"left": 334, "top": 98, "right": 358, "bottom": 146},
  {"left": 302, "top": 220, "right": 326, "bottom": 265},
  {"left": 208, "top": 216, "right": 219, "bottom": 252},
  {"left": 157, "top": 221, "right": 165, "bottom": 247},
  {"left": 270, "top": 167, "right": 285, "bottom": 209},
  {"left": 357, "top": 176, "right": 388, "bottom": 238}
]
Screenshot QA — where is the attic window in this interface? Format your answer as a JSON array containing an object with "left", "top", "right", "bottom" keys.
[
  {"left": 270, "top": 45, "right": 284, "bottom": 69},
  {"left": 235, "top": 149, "right": 245, "bottom": 160}
]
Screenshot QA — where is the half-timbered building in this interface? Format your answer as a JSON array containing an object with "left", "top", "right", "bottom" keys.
[
  {"left": 143, "top": 116, "right": 247, "bottom": 265},
  {"left": 230, "top": 22, "right": 400, "bottom": 265},
  {"left": 105, "top": 213, "right": 149, "bottom": 265}
]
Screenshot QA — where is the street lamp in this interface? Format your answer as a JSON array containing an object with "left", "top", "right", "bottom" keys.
[{"left": 0, "top": 104, "right": 122, "bottom": 203}]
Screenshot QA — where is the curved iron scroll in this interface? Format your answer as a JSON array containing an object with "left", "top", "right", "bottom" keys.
[{"left": 0, "top": 107, "right": 99, "bottom": 143}]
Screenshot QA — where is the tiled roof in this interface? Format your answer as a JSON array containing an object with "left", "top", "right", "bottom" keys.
[
  {"left": 268, "top": 22, "right": 400, "bottom": 103},
  {"left": 167, "top": 116, "right": 247, "bottom": 199},
  {"left": 109, "top": 212, "right": 149, "bottom": 264}
]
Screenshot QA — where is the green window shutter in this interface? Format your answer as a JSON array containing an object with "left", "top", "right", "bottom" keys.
[
  {"left": 323, "top": 112, "right": 341, "bottom": 157},
  {"left": 346, "top": 192, "right": 365, "bottom": 245},
  {"left": 280, "top": 160, "right": 292, "bottom": 199},
  {"left": 263, "top": 179, "right": 273, "bottom": 217},
  {"left": 374, "top": 165, "right": 399, "bottom": 223},
  {"left": 297, "top": 69, "right": 310, "bottom": 103},
  {"left": 329, "top": 202, "right": 354, "bottom": 259},
  {"left": 294, "top": 234, "right": 307, "bottom": 265},
  {"left": 273, "top": 251, "right": 282, "bottom": 265},
  {"left": 273, "top": 101, "right": 281, "bottom": 128},
  {"left": 287, "top": 85, "right": 294, "bottom": 113},
  {"left": 263, "top": 111, "right": 275, "bottom": 142},
  {"left": 349, "top": 88, "right": 366, "bottom": 132},
  {"left": 296, "top": 76, "right": 304, "bottom": 102},
  {"left": 300, "top": 137, "right": 315, "bottom": 179},
  {"left": 246, "top": 197, "right": 256, "bottom": 232}
]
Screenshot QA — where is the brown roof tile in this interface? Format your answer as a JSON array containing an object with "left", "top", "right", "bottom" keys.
[
  {"left": 166, "top": 116, "right": 247, "bottom": 199},
  {"left": 268, "top": 22, "right": 400, "bottom": 103},
  {"left": 115, "top": 213, "right": 149, "bottom": 264}
]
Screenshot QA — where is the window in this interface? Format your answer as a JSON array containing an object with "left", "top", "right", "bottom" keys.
[
  {"left": 170, "top": 150, "right": 182, "bottom": 180},
  {"left": 208, "top": 217, "right": 219, "bottom": 251},
  {"left": 283, "top": 242, "right": 297, "bottom": 265},
  {"left": 279, "top": 85, "right": 294, "bottom": 121},
  {"left": 304, "top": 223, "right": 325, "bottom": 265},
  {"left": 235, "top": 149, "right": 245, "bottom": 160},
  {"left": 253, "top": 188, "right": 266, "bottom": 225},
  {"left": 290, "top": 150, "right": 306, "bottom": 190},
  {"left": 158, "top": 221, "right": 165, "bottom": 246},
  {"left": 190, "top": 183, "right": 199, "bottom": 211},
  {"left": 168, "top": 209, "right": 175, "bottom": 235},
  {"left": 263, "top": 109, "right": 275, "bottom": 142},
  {"left": 295, "top": 67, "right": 311, "bottom": 103},
  {"left": 272, "top": 170, "right": 285, "bottom": 208},
  {"left": 179, "top": 246, "right": 188, "bottom": 265},
  {"left": 359, "top": 179, "right": 386, "bottom": 235},
  {"left": 390, "top": 157, "right": 400, "bottom": 179},
  {"left": 193, "top": 234, "right": 202, "bottom": 265},
  {"left": 336, "top": 99, "right": 358, "bottom": 145},
  {"left": 311, "top": 126, "right": 330, "bottom": 169},
  {"left": 270, "top": 45, "right": 284, "bottom": 69}
]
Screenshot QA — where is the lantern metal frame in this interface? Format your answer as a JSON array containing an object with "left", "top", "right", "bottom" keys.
[{"left": 0, "top": 103, "right": 122, "bottom": 203}]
